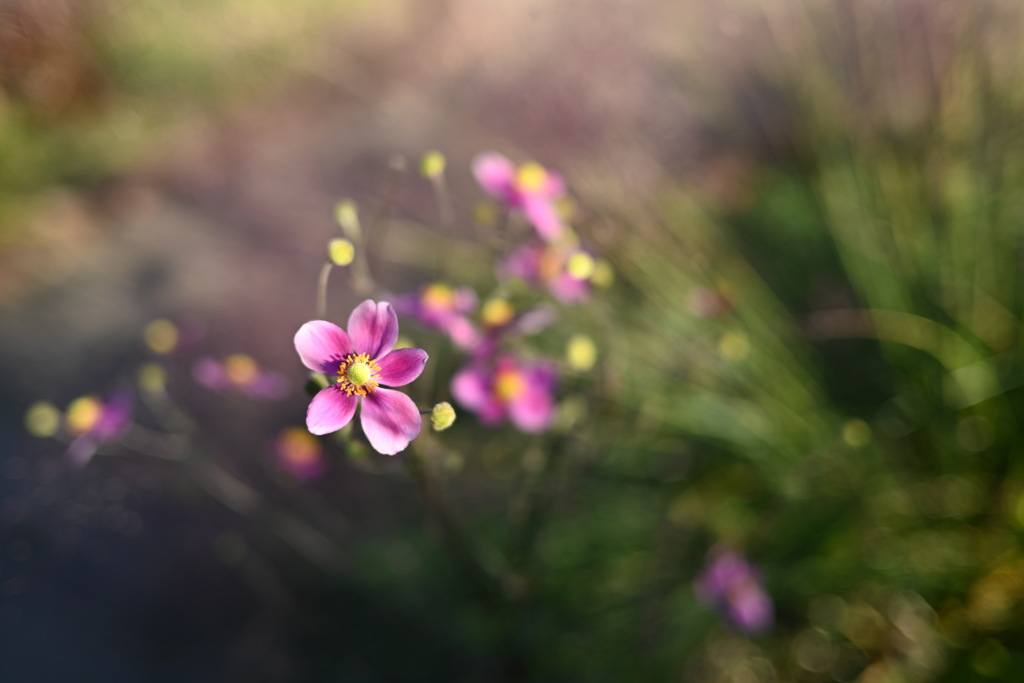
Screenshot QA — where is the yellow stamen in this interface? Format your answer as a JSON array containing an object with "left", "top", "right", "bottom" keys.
[
  {"left": 225, "top": 354, "right": 259, "bottom": 386},
  {"left": 422, "top": 283, "right": 455, "bottom": 310},
  {"left": 66, "top": 396, "right": 103, "bottom": 435},
  {"left": 336, "top": 353, "right": 382, "bottom": 396},
  {"left": 495, "top": 368, "right": 526, "bottom": 401},
  {"left": 516, "top": 162, "right": 548, "bottom": 192}
]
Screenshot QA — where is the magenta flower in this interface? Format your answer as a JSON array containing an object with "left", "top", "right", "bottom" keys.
[
  {"left": 393, "top": 283, "right": 481, "bottom": 350},
  {"left": 294, "top": 300, "right": 428, "bottom": 455},
  {"left": 193, "top": 354, "right": 289, "bottom": 400},
  {"left": 64, "top": 392, "right": 132, "bottom": 466},
  {"left": 501, "top": 240, "right": 593, "bottom": 304},
  {"left": 451, "top": 354, "right": 556, "bottom": 433},
  {"left": 473, "top": 152, "right": 566, "bottom": 241},
  {"left": 694, "top": 546, "right": 774, "bottom": 634}
]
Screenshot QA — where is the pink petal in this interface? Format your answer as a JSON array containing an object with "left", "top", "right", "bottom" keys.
[
  {"left": 306, "top": 387, "right": 358, "bottom": 435},
  {"left": 375, "top": 348, "right": 428, "bottom": 387},
  {"left": 509, "top": 383, "right": 555, "bottom": 432},
  {"left": 472, "top": 153, "right": 517, "bottom": 203},
  {"left": 193, "top": 357, "right": 227, "bottom": 390},
  {"left": 348, "top": 300, "right": 399, "bottom": 359},
  {"left": 523, "top": 195, "right": 564, "bottom": 241},
  {"left": 360, "top": 388, "right": 421, "bottom": 455},
  {"left": 451, "top": 367, "right": 504, "bottom": 425},
  {"left": 295, "top": 321, "right": 353, "bottom": 373}
]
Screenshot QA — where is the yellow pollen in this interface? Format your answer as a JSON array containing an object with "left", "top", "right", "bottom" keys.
[
  {"left": 336, "top": 353, "right": 381, "bottom": 396},
  {"left": 516, "top": 162, "right": 548, "bottom": 192},
  {"left": 225, "top": 354, "right": 259, "bottom": 386},
  {"left": 495, "top": 368, "right": 526, "bottom": 401}
]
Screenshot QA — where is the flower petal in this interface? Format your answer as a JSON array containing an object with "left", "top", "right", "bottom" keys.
[
  {"left": 509, "top": 382, "right": 555, "bottom": 433},
  {"left": 376, "top": 348, "right": 428, "bottom": 387},
  {"left": 451, "top": 366, "right": 504, "bottom": 424},
  {"left": 360, "top": 388, "right": 421, "bottom": 455},
  {"left": 295, "top": 321, "right": 352, "bottom": 374},
  {"left": 522, "top": 195, "right": 564, "bottom": 241},
  {"left": 306, "top": 387, "right": 358, "bottom": 435},
  {"left": 472, "top": 152, "right": 517, "bottom": 203},
  {"left": 348, "top": 300, "right": 399, "bottom": 359}
]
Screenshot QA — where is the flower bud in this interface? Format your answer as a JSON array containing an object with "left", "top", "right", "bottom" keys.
[
  {"left": 138, "top": 363, "right": 166, "bottom": 393},
  {"left": 566, "top": 334, "right": 597, "bottom": 371},
  {"left": 430, "top": 402, "right": 456, "bottom": 431},
  {"left": 328, "top": 238, "right": 355, "bottom": 266},
  {"left": 25, "top": 401, "right": 60, "bottom": 438},
  {"left": 144, "top": 318, "right": 179, "bottom": 354},
  {"left": 420, "top": 150, "right": 446, "bottom": 179}
]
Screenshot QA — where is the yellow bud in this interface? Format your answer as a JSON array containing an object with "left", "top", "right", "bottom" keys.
[
  {"left": 718, "top": 330, "right": 750, "bottom": 361},
  {"left": 566, "top": 334, "right": 597, "bottom": 371},
  {"left": 327, "top": 238, "right": 355, "bottom": 266},
  {"left": 566, "top": 251, "right": 596, "bottom": 281},
  {"left": 590, "top": 259, "right": 614, "bottom": 288},
  {"left": 138, "top": 363, "right": 166, "bottom": 393},
  {"left": 66, "top": 396, "right": 103, "bottom": 435},
  {"left": 334, "top": 200, "right": 361, "bottom": 241},
  {"left": 842, "top": 419, "right": 871, "bottom": 448},
  {"left": 144, "top": 318, "right": 178, "bottom": 354},
  {"left": 25, "top": 401, "right": 60, "bottom": 438},
  {"left": 431, "top": 402, "right": 457, "bottom": 431},
  {"left": 420, "top": 150, "right": 446, "bottom": 179}
]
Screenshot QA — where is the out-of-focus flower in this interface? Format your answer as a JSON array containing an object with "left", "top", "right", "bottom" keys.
[
  {"left": 451, "top": 354, "right": 557, "bottom": 433},
  {"left": 473, "top": 152, "right": 567, "bottom": 241},
  {"left": 64, "top": 392, "right": 132, "bottom": 466},
  {"left": 695, "top": 546, "right": 774, "bottom": 634},
  {"left": 501, "top": 240, "right": 594, "bottom": 304},
  {"left": 294, "top": 300, "right": 428, "bottom": 455},
  {"left": 143, "top": 317, "right": 205, "bottom": 355},
  {"left": 25, "top": 401, "right": 61, "bottom": 437},
  {"left": 274, "top": 427, "right": 326, "bottom": 481},
  {"left": 193, "top": 354, "right": 289, "bottom": 400},
  {"left": 394, "top": 283, "right": 481, "bottom": 350}
]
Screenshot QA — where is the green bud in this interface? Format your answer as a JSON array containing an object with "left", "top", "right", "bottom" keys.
[
  {"left": 333, "top": 200, "right": 361, "bottom": 241},
  {"left": 430, "top": 402, "right": 456, "bottom": 431}
]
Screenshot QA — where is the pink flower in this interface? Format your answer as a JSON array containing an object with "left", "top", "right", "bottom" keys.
[
  {"left": 274, "top": 427, "right": 327, "bottom": 481},
  {"left": 501, "top": 240, "right": 593, "bottom": 304},
  {"left": 193, "top": 354, "right": 289, "bottom": 400},
  {"left": 451, "top": 354, "right": 556, "bottom": 433},
  {"left": 64, "top": 392, "right": 132, "bottom": 466},
  {"left": 694, "top": 546, "right": 774, "bottom": 634},
  {"left": 473, "top": 152, "right": 566, "bottom": 241},
  {"left": 393, "top": 283, "right": 481, "bottom": 350},
  {"left": 294, "top": 300, "right": 428, "bottom": 455}
]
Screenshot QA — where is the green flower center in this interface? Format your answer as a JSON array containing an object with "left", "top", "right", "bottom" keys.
[{"left": 346, "top": 362, "right": 372, "bottom": 386}]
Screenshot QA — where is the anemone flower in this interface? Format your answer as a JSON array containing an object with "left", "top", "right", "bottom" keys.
[
  {"left": 193, "top": 354, "right": 289, "bottom": 400},
  {"left": 393, "top": 282, "right": 481, "bottom": 350},
  {"left": 694, "top": 546, "right": 774, "bottom": 634},
  {"left": 64, "top": 392, "right": 132, "bottom": 466},
  {"left": 501, "top": 240, "right": 593, "bottom": 304},
  {"left": 473, "top": 152, "right": 566, "bottom": 241},
  {"left": 294, "top": 300, "right": 428, "bottom": 455},
  {"left": 451, "top": 354, "right": 556, "bottom": 433}
]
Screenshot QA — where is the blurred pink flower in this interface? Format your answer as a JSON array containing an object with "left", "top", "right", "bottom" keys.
[
  {"left": 501, "top": 240, "right": 593, "bottom": 304},
  {"left": 393, "top": 282, "right": 481, "bottom": 350},
  {"left": 64, "top": 392, "right": 132, "bottom": 467},
  {"left": 451, "top": 354, "right": 557, "bottom": 433},
  {"left": 193, "top": 354, "right": 289, "bottom": 400},
  {"left": 294, "top": 300, "right": 428, "bottom": 455},
  {"left": 695, "top": 546, "right": 774, "bottom": 634},
  {"left": 473, "top": 152, "right": 566, "bottom": 241},
  {"left": 274, "top": 427, "right": 327, "bottom": 481}
]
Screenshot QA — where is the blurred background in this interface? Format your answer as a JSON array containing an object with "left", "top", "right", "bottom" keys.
[{"left": 3, "top": 0, "right": 1024, "bottom": 680}]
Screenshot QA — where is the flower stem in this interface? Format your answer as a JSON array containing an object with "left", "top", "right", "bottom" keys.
[{"left": 316, "top": 262, "right": 333, "bottom": 320}]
